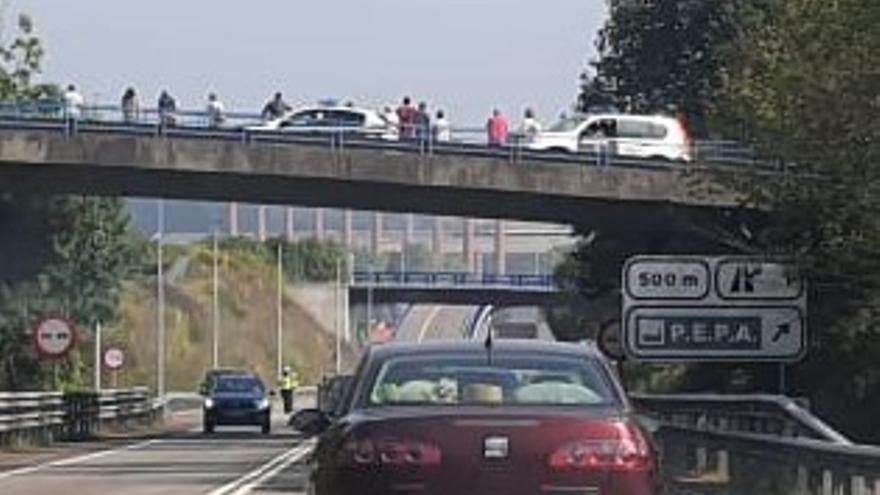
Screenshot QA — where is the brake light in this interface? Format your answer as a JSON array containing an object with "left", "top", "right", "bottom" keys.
[
  {"left": 343, "top": 438, "right": 442, "bottom": 467},
  {"left": 548, "top": 421, "right": 652, "bottom": 472}
]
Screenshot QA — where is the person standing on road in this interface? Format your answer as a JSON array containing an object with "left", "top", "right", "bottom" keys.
[
  {"left": 64, "top": 84, "right": 84, "bottom": 121},
  {"left": 396, "top": 96, "right": 417, "bottom": 139},
  {"left": 414, "top": 101, "right": 431, "bottom": 142},
  {"left": 261, "top": 92, "right": 291, "bottom": 121},
  {"left": 278, "top": 365, "right": 300, "bottom": 414},
  {"left": 121, "top": 87, "right": 140, "bottom": 123},
  {"left": 206, "top": 92, "right": 225, "bottom": 128},
  {"left": 157, "top": 90, "right": 178, "bottom": 127},
  {"left": 433, "top": 109, "right": 451, "bottom": 142},
  {"left": 486, "top": 108, "right": 509, "bottom": 146}
]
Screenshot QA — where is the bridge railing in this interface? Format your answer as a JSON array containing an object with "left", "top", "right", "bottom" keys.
[
  {"left": 0, "top": 388, "right": 158, "bottom": 446},
  {"left": 0, "top": 100, "right": 765, "bottom": 171},
  {"left": 350, "top": 271, "right": 556, "bottom": 290}
]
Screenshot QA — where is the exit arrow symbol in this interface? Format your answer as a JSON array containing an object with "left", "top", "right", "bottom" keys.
[{"left": 772, "top": 323, "right": 791, "bottom": 343}]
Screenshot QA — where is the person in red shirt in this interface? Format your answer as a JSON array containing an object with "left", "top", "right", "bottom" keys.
[
  {"left": 486, "top": 108, "right": 509, "bottom": 146},
  {"left": 396, "top": 96, "right": 417, "bottom": 139}
]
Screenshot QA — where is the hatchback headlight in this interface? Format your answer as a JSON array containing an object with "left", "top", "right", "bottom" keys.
[
  {"left": 204, "top": 398, "right": 215, "bottom": 409},
  {"left": 257, "top": 398, "right": 270, "bottom": 410}
]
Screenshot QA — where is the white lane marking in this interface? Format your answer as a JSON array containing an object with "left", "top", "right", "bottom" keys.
[
  {"left": 207, "top": 440, "right": 313, "bottom": 495},
  {"left": 0, "top": 438, "right": 161, "bottom": 481},
  {"left": 417, "top": 306, "right": 443, "bottom": 342}
]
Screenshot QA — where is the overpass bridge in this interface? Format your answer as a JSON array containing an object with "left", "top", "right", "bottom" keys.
[
  {"left": 349, "top": 271, "right": 560, "bottom": 305},
  {"left": 0, "top": 103, "right": 750, "bottom": 232}
]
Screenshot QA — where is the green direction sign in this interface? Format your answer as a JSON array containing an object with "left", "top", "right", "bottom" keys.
[{"left": 622, "top": 256, "right": 807, "bottom": 362}]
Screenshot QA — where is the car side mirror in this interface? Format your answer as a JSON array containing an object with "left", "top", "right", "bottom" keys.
[
  {"left": 199, "top": 383, "right": 208, "bottom": 396},
  {"left": 269, "top": 390, "right": 277, "bottom": 397},
  {"left": 289, "top": 408, "right": 331, "bottom": 437}
]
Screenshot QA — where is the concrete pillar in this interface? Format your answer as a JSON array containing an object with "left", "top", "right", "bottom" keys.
[
  {"left": 432, "top": 217, "right": 443, "bottom": 268},
  {"left": 285, "top": 207, "right": 295, "bottom": 242},
  {"left": 228, "top": 202, "right": 239, "bottom": 236},
  {"left": 371, "top": 212, "right": 383, "bottom": 254},
  {"left": 314, "top": 208, "right": 325, "bottom": 241},
  {"left": 257, "top": 205, "right": 267, "bottom": 241},
  {"left": 463, "top": 219, "right": 476, "bottom": 272},
  {"left": 796, "top": 465, "right": 809, "bottom": 495},
  {"left": 822, "top": 470, "right": 833, "bottom": 495},
  {"left": 494, "top": 219, "right": 507, "bottom": 275},
  {"left": 343, "top": 210, "right": 353, "bottom": 247}
]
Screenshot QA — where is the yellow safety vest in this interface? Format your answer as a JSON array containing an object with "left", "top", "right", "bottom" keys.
[{"left": 279, "top": 372, "right": 300, "bottom": 391}]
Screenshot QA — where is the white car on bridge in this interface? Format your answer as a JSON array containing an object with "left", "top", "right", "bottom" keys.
[
  {"left": 247, "top": 103, "right": 398, "bottom": 140},
  {"left": 526, "top": 113, "right": 693, "bottom": 162}
]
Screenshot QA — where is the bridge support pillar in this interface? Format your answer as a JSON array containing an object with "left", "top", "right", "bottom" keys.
[
  {"left": 404, "top": 214, "right": 415, "bottom": 247},
  {"left": 343, "top": 210, "right": 353, "bottom": 246},
  {"left": 494, "top": 219, "right": 506, "bottom": 275},
  {"left": 371, "top": 212, "right": 383, "bottom": 254},
  {"left": 314, "top": 208, "right": 325, "bottom": 241},
  {"left": 432, "top": 217, "right": 444, "bottom": 268},
  {"left": 463, "top": 219, "right": 476, "bottom": 272},
  {"left": 257, "top": 205, "right": 268, "bottom": 241},
  {"left": 285, "top": 207, "right": 295, "bottom": 242},
  {"left": 228, "top": 202, "right": 239, "bottom": 236}
]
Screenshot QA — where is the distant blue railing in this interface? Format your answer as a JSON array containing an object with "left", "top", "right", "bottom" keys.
[{"left": 350, "top": 271, "right": 557, "bottom": 291}]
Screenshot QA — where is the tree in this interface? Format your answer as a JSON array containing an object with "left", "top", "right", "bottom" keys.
[{"left": 583, "top": 0, "right": 778, "bottom": 133}]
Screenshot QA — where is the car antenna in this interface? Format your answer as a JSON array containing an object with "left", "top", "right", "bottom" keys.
[{"left": 483, "top": 315, "right": 494, "bottom": 366}]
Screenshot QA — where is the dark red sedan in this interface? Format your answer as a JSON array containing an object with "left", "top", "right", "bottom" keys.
[{"left": 295, "top": 340, "right": 657, "bottom": 495}]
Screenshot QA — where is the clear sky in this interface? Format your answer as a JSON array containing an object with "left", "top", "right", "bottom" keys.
[{"left": 17, "top": 0, "right": 607, "bottom": 125}]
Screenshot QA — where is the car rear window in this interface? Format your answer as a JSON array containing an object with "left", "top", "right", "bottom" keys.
[{"left": 365, "top": 355, "right": 618, "bottom": 407}]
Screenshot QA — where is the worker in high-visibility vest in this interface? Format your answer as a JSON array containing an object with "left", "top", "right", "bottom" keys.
[{"left": 278, "top": 366, "right": 300, "bottom": 414}]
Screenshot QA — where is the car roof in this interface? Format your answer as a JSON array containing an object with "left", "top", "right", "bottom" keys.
[
  {"left": 366, "top": 339, "right": 602, "bottom": 361},
  {"left": 585, "top": 113, "right": 679, "bottom": 124}
]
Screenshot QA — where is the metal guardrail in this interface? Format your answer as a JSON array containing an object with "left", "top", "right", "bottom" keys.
[
  {"left": 635, "top": 394, "right": 880, "bottom": 494},
  {"left": 0, "top": 388, "right": 157, "bottom": 445},
  {"left": 351, "top": 271, "right": 556, "bottom": 291},
  {"left": 632, "top": 393, "right": 850, "bottom": 443},
  {"left": 0, "top": 100, "right": 766, "bottom": 170}
]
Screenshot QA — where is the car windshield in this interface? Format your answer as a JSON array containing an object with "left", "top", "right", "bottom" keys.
[
  {"left": 366, "top": 355, "right": 617, "bottom": 407},
  {"left": 547, "top": 115, "right": 586, "bottom": 132},
  {"left": 213, "top": 376, "right": 264, "bottom": 394}
]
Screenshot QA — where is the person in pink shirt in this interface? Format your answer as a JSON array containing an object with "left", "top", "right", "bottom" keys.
[{"left": 486, "top": 108, "right": 509, "bottom": 146}]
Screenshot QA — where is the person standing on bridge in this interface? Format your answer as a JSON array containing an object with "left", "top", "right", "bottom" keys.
[
  {"left": 63, "top": 84, "right": 84, "bottom": 122},
  {"left": 206, "top": 93, "right": 226, "bottom": 128},
  {"left": 261, "top": 92, "right": 291, "bottom": 121},
  {"left": 121, "top": 87, "right": 140, "bottom": 123},
  {"left": 278, "top": 365, "right": 300, "bottom": 414},
  {"left": 433, "top": 109, "right": 451, "bottom": 142},
  {"left": 414, "top": 101, "right": 431, "bottom": 142},
  {"left": 486, "top": 108, "right": 509, "bottom": 147},
  {"left": 157, "top": 90, "right": 178, "bottom": 127},
  {"left": 520, "top": 107, "right": 542, "bottom": 141},
  {"left": 396, "top": 96, "right": 417, "bottom": 139}
]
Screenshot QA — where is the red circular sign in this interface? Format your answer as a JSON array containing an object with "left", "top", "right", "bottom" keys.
[
  {"left": 104, "top": 348, "right": 125, "bottom": 370},
  {"left": 33, "top": 316, "right": 77, "bottom": 360}
]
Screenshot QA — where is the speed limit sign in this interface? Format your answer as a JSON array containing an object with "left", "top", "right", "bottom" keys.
[
  {"left": 33, "top": 316, "right": 77, "bottom": 359},
  {"left": 104, "top": 348, "right": 125, "bottom": 370}
]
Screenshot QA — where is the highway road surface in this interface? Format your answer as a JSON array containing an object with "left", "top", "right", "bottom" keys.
[{"left": 0, "top": 409, "right": 313, "bottom": 495}]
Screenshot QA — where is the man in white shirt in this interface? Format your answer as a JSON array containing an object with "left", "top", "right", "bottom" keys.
[
  {"left": 206, "top": 93, "right": 225, "bottom": 128},
  {"left": 63, "top": 84, "right": 84, "bottom": 120},
  {"left": 433, "top": 109, "right": 452, "bottom": 142},
  {"left": 520, "top": 107, "right": 542, "bottom": 140}
]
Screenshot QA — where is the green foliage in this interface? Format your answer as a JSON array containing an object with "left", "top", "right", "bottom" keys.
[
  {"left": 0, "top": 14, "right": 58, "bottom": 100},
  {"left": 583, "top": 0, "right": 777, "bottom": 132},
  {"left": 212, "top": 236, "right": 348, "bottom": 282}
]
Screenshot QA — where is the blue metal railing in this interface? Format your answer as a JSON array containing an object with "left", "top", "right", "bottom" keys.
[
  {"left": 0, "top": 99, "right": 766, "bottom": 170},
  {"left": 350, "top": 271, "right": 556, "bottom": 291}
]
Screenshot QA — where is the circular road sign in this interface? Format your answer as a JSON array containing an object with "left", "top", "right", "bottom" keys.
[
  {"left": 33, "top": 316, "right": 77, "bottom": 360},
  {"left": 104, "top": 348, "right": 125, "bottom": 370},
  {"left": 597, "top": 319, "right": 625, "bottom": 361}
]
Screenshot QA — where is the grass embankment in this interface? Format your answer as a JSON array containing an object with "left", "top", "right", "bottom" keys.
[{"left": 103, "top": 243, "right": 357, "bottom": 392}]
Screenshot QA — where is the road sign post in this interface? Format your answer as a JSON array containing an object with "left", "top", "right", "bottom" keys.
[{"left": 621, "top": 256, "right": 807, "bottom": 362}]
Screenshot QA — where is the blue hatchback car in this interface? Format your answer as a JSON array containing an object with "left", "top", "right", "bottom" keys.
[{"left": 203, "top": 373, "right": 272, "bottom": 434}]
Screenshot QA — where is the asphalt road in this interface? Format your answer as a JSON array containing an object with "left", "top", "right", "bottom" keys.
[{"left": 0, "top": 411, "right": 312, "bottom": 495}]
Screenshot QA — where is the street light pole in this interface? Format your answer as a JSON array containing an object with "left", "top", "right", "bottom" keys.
[
  {"left": 212, "top": 230, "right": 219, "bottom": 369},
  {"left": 276, "top": 243, "right": 284, "bottom": 379},
  {"left": 156, "top": 199, "right": 165, "bottom": 398},
  {"left": 335, "top": 256, "right": 342, "bottom": 375},
  {"left": 94, "top": 320, "right": 102, "bottom": 391},
  {"left": 366, "top": 262, "right": 374, "bottom": 342}
]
